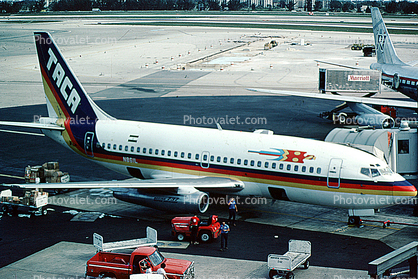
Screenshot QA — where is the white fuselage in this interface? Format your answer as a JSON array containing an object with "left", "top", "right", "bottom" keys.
[{"left": 53, "top": 118, "right": 413, "bottom": 210}]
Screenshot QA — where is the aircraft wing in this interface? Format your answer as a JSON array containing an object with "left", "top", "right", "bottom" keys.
[
  {"left": 315, "top": 60, "right": 368, "bottom": 70},
  {"left": 0, "top": 121, "right": 65, "bottom": 131},
  {"left": 248, "top": 88, "right": 418, "bottom": 109},
  {"left": 5, "top": 177, "right": 245, "bottom": 193}
]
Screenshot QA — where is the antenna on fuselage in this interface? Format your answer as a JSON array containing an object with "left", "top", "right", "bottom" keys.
[{"left": 216, "top": 123, "right": 223, "bottom": 131}]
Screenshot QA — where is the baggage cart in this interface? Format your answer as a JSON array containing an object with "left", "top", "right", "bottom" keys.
[
  {"left": 93, "top": 226, "right": 157, "bottom": 252},
  {"left": 0, "top": 189, "right": 48, "bottom": 217},
  {"left": 268, "top": 240, "right": 311, "bottom": 279}
]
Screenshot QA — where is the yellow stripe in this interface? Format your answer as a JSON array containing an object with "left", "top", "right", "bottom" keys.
[{"left": 89, "top": 156, "right": 410, "bottom": 196}]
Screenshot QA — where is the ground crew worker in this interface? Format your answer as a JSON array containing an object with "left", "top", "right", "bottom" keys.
[
  {"left": 220, "top": 221, "right": 230, "bottom": 251},
  {"left": 228, "top": 197, "right": 238, "bottom": 226},
  {"left": 190, "top": 215, "right": 200, "bottom": 244}
]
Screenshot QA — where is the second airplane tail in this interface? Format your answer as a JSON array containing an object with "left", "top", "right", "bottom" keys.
[{"left": 371, "top": 7, "right": 406, "bottom": 66}]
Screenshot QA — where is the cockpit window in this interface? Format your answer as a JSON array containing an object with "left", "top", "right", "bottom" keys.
[
  {"left": 371, "top": 168, "right": 380, "bottom": 177},
  {"left": 360, "top": 168, "right": 370, "bottom": 177},
  {"left": 361, "top": 167, "right": 392, "bottom": 177},
  {"left": 380, "top": 167, "right": 393, "bottom": 175}
]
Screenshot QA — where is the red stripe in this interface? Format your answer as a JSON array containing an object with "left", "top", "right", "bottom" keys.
[
  {"left": 41, "top": 65, "right": 84, "bottom": 154},
  {"left": 92, "top": 152, "right": 416, "bottom": 193}
]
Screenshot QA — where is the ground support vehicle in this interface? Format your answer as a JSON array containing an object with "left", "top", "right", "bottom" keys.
[
  {"left": 267, "top": 240, "right": 311, "bottom": 279},
  {"left": 171, "top": 215, "right": 220, "bottom": 242},
  {"left": 93, "top": 227, "right": 157, "bottom": 252},
  {"left": 0, "top": 189, "right": 48, "bottom": 217},
  {"left": 85, "top": 245, "right": 194, "bottom": 279}
]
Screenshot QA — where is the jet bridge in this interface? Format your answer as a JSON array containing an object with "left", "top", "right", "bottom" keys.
[
  {"left": 368, "top": 241, "right": 418, "bottom": 279},
  {"left": 325, "top": 123, "right": 418, "bottom": 175}
]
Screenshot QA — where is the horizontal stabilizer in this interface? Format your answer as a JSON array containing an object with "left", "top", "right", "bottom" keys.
[{"left": 0, "top": 121, "right": 65, "bottom": 131}]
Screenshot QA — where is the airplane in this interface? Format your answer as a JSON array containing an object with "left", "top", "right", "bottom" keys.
[
  {"left": 254, "top": 7, "right": 418, "bottom": 129},
  {"left": 0, "top": 32, "right": 416, "bottom": 226},
  {"left": 370, "top": 7, "right": 418, "bottom": 100},
  {"left": 317, "top": 7, "right": 418, "bottom": 100}
]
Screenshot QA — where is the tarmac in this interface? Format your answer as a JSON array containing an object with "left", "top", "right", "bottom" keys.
[{"left": 1, "top": 12, "right": 418, "bottom": 279}]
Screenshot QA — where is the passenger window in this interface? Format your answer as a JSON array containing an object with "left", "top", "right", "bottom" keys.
[
  {"left": 250, "top": 160, "right": 255, "bottom": 167},
  {"left": 237, "top": 159, "right": 241, "bottom": 165},
  {"left": 167, "top": 150, "right": 171, "bottom": 156},
  {"left": 125, "top": 146, "right": 128, "bottom": 151},
  {"left": 188, "top": 153, "right": 192, "bottom": 159},
  {"left": 217, "top": 156, "right": 221, "bottom": 163},
  {"left": 174, "top": 151, "right": 178, "bottom": 157},
  {"left": 294, "top": 165, "right": 298, "bottom": 172},
  {"left": 210, "top": 155, "right": 214, "bottom": 162},
  {"left": 195, "top": 154, "right": 199, "bottom": 160},
  {"left": 244, "top": 159, "right": 248, "bottom": 166},
  {"left": 203, "top": 154, "right": 207, "bottom": 161},
  {"left": 264, "top": 162, "right": 269, "bottom": 168},
  {"left": 230, "top": 158, "right": 234, "bottom": 164},
  {"left": 155, "top": 149, "right": 159, "bottom": 155},
  {"left": 181, "top": 152, "right": 185, "bottom": 158},
  {"left": 223, "top": 157, "right": 227, "bottom": 163},
  {"left": 149, "top": 148, "right": 153, "bottom": 154},
  {"left": 102, "top": 143, "right": 106, "bottom": 149},
  {"left": 279, "top": 164, "right": 284, "bottom": 170},
  {"left": 119, "top": 145, "right": 123, "bottom": 151},
  {"left": 272, "top": 163, "right": 276, "bottom": 169},
  {"left": 257, "top": 161, "right": 261, "bottom": 167},
  {"left": 317, "top": 167, "right": 321, "bottom": 174},
  {"left": 143, "top": 148, "right": 146, "bottom": 153},
  {"left": 130, "top": 146, "right": 134, "bottom": 152},
  {"left": 161, "top": 150, "right": 165, "bottom": 156},
  {"left": 302, "top": 166, "right": 306, "bottom": 172},
  {"left": 286, "top": 165, "right": 291, "bottom": 171},
  {"left": 137, "top": 147, "right": 141, "bottom": 153},
  {"left": 108, "top": 143, "right": 111, "bottom": 149},
  {"left": 309, "top": 167, "right": 314, "bottom": 173}
]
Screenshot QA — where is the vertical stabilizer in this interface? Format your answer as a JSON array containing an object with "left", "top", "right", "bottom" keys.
[
  {"left": 34, "top": 32, "right": 113, "bottom": 121},
  {"left": 371, "top": 7, "right": 406, "bottom": 65}
]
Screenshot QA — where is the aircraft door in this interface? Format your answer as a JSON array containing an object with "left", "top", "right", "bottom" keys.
[
  {"left": 393, "top": 73, "right": 400, "bottom": 89},
  {"left": 84, "top": 132, "right": 95, "bottom": 157},
  {"left": 327, "top": 158, "right": 342, "bottom": 188},
  {"left": 201, "top": 151, "right": 210, "bottom": 169}
]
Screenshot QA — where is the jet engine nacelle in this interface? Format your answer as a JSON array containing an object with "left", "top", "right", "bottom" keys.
[
  {"left": 355, "top": 113, "right": 395, "bottom": 129},
  {"left": 113, "top": 188, "right": 209, "bottom": 213}
]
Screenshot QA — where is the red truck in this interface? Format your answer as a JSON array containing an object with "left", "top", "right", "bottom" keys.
[
  {"left": 171, "top": 215, "right": 220, "bottom": 242},
  {"left": 85, "top": 246, "right": 194, "bottom": 279}
]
